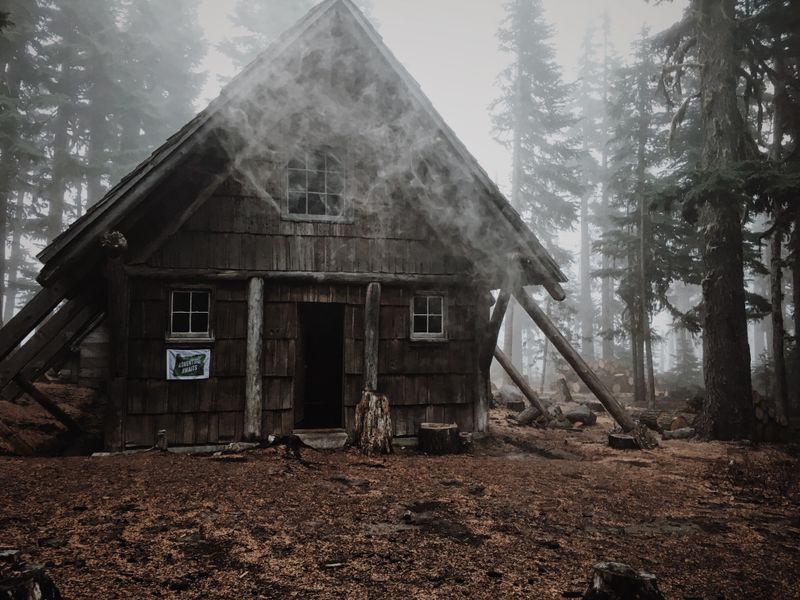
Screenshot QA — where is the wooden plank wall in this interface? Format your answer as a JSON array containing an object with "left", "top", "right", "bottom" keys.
[
  {"left": 124, "top": 279, "right": 484, "bottom": 445},
  {"left": 125, "top": 279, "right": 248, "bottom": 447},
  {"left": 146, "top": 175, "right": 472, "bottom": 277},
  {"left": 78, "top": 323, "right": 110, "bottom": 388}
]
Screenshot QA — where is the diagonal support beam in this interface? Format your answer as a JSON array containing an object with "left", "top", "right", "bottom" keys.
[
  {"left": 13, "top": 375, "right": 81, "bottom": 435},
  {"left": 0, "top": 292, "right": 102, "bottom": 394},
  {"left": 0, "top": 282, "right": 72, "bottom": 363},
  {"left": 513, "top": 286, "right": 637, "bottom": 432},
  {"left": 493, "top": 346, "right": 551, "bottom": 424},
  {"left": 2, "top": 313, "right": 105, "bottom": 403},
  {"left": 480, "top": 291, "right": 510, "bottom": 372}
]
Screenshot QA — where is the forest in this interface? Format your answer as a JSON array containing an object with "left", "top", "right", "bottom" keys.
[
  {"left": 0, "top": 0, "right": 797, "bottom": 442},
  {"left": 0, "top": 0, "right": 798, "bottom": 597}
]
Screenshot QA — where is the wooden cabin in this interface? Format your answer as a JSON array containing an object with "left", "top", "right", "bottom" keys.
[{"left": 0, "top": 0, "right": 571, "bottom": 451}]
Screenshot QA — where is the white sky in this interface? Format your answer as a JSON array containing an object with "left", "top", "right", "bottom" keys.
[{"left": 197, "top": 0, "right": 688, "bottom": 199}]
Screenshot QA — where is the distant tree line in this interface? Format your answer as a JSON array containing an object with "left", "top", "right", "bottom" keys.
[
  {"left": 493, "top": 0, "right": 799, "bottom": 439},
  {"left": 0, "top": 0, "right": 206, "bottom": 324}
]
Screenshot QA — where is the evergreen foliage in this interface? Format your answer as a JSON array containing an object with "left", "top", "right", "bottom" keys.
[{"left": 492, "top": 0, "right": 582, "bottom": 264}]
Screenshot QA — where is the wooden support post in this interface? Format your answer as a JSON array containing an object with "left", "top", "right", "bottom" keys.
[
  {"left": 0, "top": 282, "right": 72, "bottom": 363},
  {"left": 363, "top": 282, "right": 381, "bottom": 392},
  {"left": 355, "top": 283, "right": 392, "bottom": 454},
  {"left": 480, "top": 291, "right": 510, "bottom": 371},
  {"left": 514, "top": 287, "right": 637, "bottom": 432},
  {"left": 244, "top": 277, "right": 265, "bottom": 441},
  {"left": 105, "top": 255, "right": 130, "bottom": 451},
  {"left": 493, "top": 347, "right": 551, "bottom": 424},
  {"left": 0, "top": 295, "right": 100, "bottom": 393},
  {"left": 13, "top": 375, "right": 81, "bottom": 435},
  {"left": 2, "top": 312, "right": 105, "bottom": 403},
  {"left": 0, "top": 417, "right": 35, "bottom": 456}
]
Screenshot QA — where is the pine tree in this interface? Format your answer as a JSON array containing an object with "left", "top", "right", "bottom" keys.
[
  {"left": 111, "top": 0, "right": 206, "bottom": 185},
  {"left": 0, "top": 0, "right": 48, "bottom": 322},
  {"left": 573, "top": 23, "right": 604, "bottom": 361},
  {"left": 492, "top": 0, "right": 582, "bottom": 375},
  {"left": 657, "top": 0, "right": 757, "bottom": 439}
]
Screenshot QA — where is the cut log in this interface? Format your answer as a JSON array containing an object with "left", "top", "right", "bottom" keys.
[
  {"left": 583, "top": 562, "right": 664, "bottom": 600},
  {"left": 670, "top": 415, "right": 689, "bottom": 430},
  {"left": 515, "top": 405, "right": 543, "bottom": 426},
  {"left": 418, "top": 423, "right": 460, "bottom": 455},
  {"left": 662, "top": 427, "right": 695, "bottom": 440},
  {"left": 639, "top": 410, "right": 663, "bottom": 433},
  {"left": 354, "top": 391, "right": 393, "bottom": 455}
]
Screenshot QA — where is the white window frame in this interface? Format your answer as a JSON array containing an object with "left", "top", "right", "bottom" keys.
[
  {"left": 410, "top": 293, "right": 447, "bottom": 341},
  {"left": 284, "top": 149, "right": 349, "bottom": 222},
  {"left": 169, "top": 289, "right": 212, "bottom": 340}
]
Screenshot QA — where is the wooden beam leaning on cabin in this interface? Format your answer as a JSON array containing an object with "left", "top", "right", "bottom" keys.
[
  {"left": 0, "top": 281, "right": 74, "bottom": 364},
  {"left": 512, "top": 286, "right": 637, "bottom": 433},
  {"left": 1, "top": 312, "right": 105, "bottom": 403},
  {"left": 479, "top": 290, "right": 510, "bottom": 372},
  {"left": 244, "top": 277, "right": 265, "bottom": 441},
  {"left": 493, "top": 346, "right": 551, "bottom": 425},
  {"left": 0, "top": 288, "right": 103, "bottom": 393}
]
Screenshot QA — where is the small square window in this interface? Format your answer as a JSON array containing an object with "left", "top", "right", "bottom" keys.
[
  {"left": 171, "top": 290, "right": 211, "bottom": 338},
  {"left": 411, "top": 294, "right": 446, "bottom": 340},
  {"left": 284, "top": 150, "right": 347, "bottom": 220}
]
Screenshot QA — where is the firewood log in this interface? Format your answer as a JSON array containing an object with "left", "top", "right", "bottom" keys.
[{"left": 418, "top": 423, "right": 460, "bottom": 455}]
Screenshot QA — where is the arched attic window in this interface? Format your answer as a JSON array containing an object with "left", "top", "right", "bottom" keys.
[{"left": 286, "top": 149, "right": 346, "bottom": 220}]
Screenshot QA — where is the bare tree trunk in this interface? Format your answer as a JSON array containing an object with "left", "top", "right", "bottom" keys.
[
  {"left": 580, "top": 188, "right": 595, "bottom": 360},
  {"left": 696, "top": 0, "right": 753, "bottom": 440},
  {"left": 48, "top": 104, "right": 70, "bottom": 243},
  {"left": 3, "top": 190, "right": 25, "bottom": 323},
  {"left": 793, "top": 208, "right": 800, "bottom": 410},
  {"left": 0, "top": 56, "right": 23, "bottom": 328},
  {"left": 768, "top": 44, "right": 788, "bottom": 420},
  {"left": 771, "top": 230, "right": 788, "bottom": 421},
  {"left": 600, "top": 14, "right": 615, "bottom": 361}
]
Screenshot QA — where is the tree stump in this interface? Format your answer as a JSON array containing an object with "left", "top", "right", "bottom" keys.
[
  {"left": 583, "top": 562, "right": 664, "bottom": 600},
  {"left": 354, "top": 391, "right": 393, "bottom": 455},
  {"left": 418, "top": 423, "right": 460, "bottom": 455},
  {"left": 608, "top": 432, "right": 638, "bottom": 450},
  {"left": 554, "top": 377, "right": 574, "bottom": 404}
]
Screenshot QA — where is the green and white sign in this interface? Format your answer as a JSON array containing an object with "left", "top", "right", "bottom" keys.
[{"left": 166, "top": 349, "right": 211, "bottom": 380}]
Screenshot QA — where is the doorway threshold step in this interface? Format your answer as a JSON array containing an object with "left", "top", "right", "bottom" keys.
[{"left": 293, "top": 429, "right": 349, "bottom": 450}]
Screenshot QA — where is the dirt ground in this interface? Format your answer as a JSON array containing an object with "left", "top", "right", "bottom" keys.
[{"left": 1, "top": 409, "right": 799, "bottom": 599}]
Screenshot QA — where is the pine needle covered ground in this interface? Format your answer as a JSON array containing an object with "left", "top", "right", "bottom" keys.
[{"left": 1, "top": 410, "right": 798, "bottom": 599}]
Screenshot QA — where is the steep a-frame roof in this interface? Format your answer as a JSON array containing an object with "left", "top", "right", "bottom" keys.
[{"left": 37, "top": 0, "right": 567, "bottom": 294}]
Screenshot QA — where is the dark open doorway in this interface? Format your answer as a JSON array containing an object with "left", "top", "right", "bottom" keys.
[{"left": 294, "top": 303, "right": 345, "bottom": 429}]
